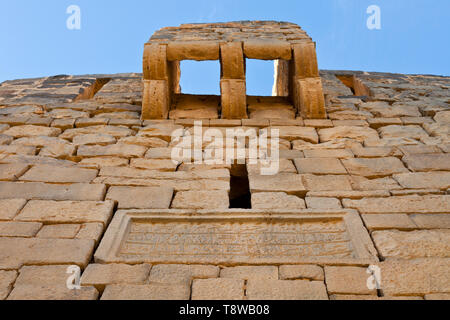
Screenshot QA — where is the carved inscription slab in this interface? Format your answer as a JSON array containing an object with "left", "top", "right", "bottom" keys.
[{"left": 95, "top": 210, "right": 378, "bottom": 266}]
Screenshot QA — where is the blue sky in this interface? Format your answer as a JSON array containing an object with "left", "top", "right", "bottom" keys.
[{"left": 0, "top": 0, "right": 449, "bottom": 95}]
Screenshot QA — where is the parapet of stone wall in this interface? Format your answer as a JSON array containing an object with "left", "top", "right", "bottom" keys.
[{"left": 142, "top": 21, "right": 326, "bottom": 120}]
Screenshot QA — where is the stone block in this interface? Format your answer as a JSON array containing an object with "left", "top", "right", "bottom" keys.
[
  {"left": 16, "top": 200, "right": 114, "bottom": 224},
  {"left": 294, "top": 158, "right": 347, "bottom": 175},
  {"left": 251, "top": 192, "right": 306, "bottom": 209},
  {"left": 325, "top": 266, "right": 376, "bottom": 295},
  {"left": 81, "top": 263, "right": 151, "bottom": 291},
  {"left": 0, "top": 182, "right": 107, "bottom": 201},
  {"left": 220, "top": 266, "right": 278, "bottom": 280},
  {"left": 0, "top": 163, "right": 29, "bottom": 181},
  {"left": 220, "top": 79, "right": 247, "bottom": 119},
  {"left": 246, "top": 279, "right": 328, "bottom": 300},
  {"left": 192, "top": 279, "right": 244, "bottom": 300},
  {"left": 167, "top": 41, "right": 220, "bottom": 61},
  {"left": 373, "top": 230, "right": 450, "bottom": 259},
  {"left": 249, "top": 174, "right": 306, "bottom": 196},
  {"left": 279, "top": 265, "right": 324, "bottom": 281},
  {"left": 295, "top": 77, "right": 326, "bottom": 119},
  {"left": 0, "top": 199, "right": 27, "bottom": 220},
  {"left": 0, "top": 221, "right": 42, "bottom": 237},
  {"left": 171, "top": 190, "right": 229, "bottom": 209},
  {"left": 20, "top": 165, "right": 98, "bottom": 183},
  {"left": 220, "top": 42, "right": 245, "bottom": 79},
  {"left": 291, "top": 42, "right": 319, "bottom": 78},
  {"left": 142, "top": 80, "right": 170, "bottom": 120},
  {"left": 106, "top": 186, "right": 173, "bottom": 209},
  {"left": 244, "top": 40, "right": 292, "bottom": 60},
  {"left": 342, "top": 157, "right": 408, "bottom": 178}
]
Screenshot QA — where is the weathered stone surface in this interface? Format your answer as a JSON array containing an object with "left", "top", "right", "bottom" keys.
[
  {"left": 0, "top": 182, "right": 106, "bottom": 201},
  {"left": 360, "top": 101, "right": 421, "bottom": 118},
  {"left": 319, "top": 126, "right": 379, "bottom": 143},
  {"left": 305, "top": 197, "right": 342, "bottom": 209},
  {"left": 37, "top": 224, "right": 80, "bottom": 239},
  {"left": 0, "top": 221, "right": 42, "bottom": 237},
  {"left": 303, "top": 148, "right": 354, "bottom": 159},
  {"left": 20, "top": 165, "right": 98, "bottom": 183},
  {"left": 0, "top": 134, "right": 13, "bottom": 145},
  {"left": 249, "top": 174, "right": 306, "bottom": 196},
  {"left": 373, "top": 230, "right": 450, "bottom": 259},
  {"left": 192, "top": 278, "right": 244, "bottom": 300},
  {"left": 119, "top": 136, "right": 169, "bottom": 148},
  {"left": 294, "top": 158, "right": 347, "bottom": 175},
  {"left": 247, "top": 159, "right": 297, "bottom": 175},
  {"left": 60, "top": 125, "right": 133, "bottom": 140},
  {"left": 271, "top": 126, "right": 318, "bottom": 143},
  {"left": 15, "top": 265, "right": 76, "bottom": 287},
  {"left": 293, "top": 138, "right": 361, "bottom": 151},
  {"left": 246, "top": 280, "right": 328, "bottom": 300},
  {"left": 244, "top": 40, "right": 292, "bottom": 60},
  {"left": 325, "top": 266, "right": 376, "bottom": 295},
  {"left": 138, "top": 124, "right": 184, "bottom": 142},
  {"left": 279, "top": 265, "right": 324, "bottom": 281},
  {"left": 410, "top": 214, "right": 450, "bottom": 229},
  {"left": 149, "top": 264, "right": 219, "bottom": 285},
  {"left": 8, "top": 285, "right": 98, "bottom": 300},
  {"left": 78, "top": 144, "right": 147, "bottom": 158},
  {"left": 351, "top": 146, "right": 401, "bottom": 158},
  {"left": 0, "top": 199, "right": 27, "bottom": 220},
  {"left": 380, "top": 258, "right": 450, "bottom": 296},
  {"left": 342, "top": 157, "right": 408, "bottom": 178},
  {"left": 343, "top": 195, "right": 450, "bottom": 213},
  {"left": 76, "top": 223, "right": 105, "bottom": 243},
  {"left": 303, "top": 174, "right": 352, "bottom": 191},
  {"left": 73, "top": 134, "right": 116, "bottom": 146},
  {"left": 0, "top": 163, "right": 29, "bottom": 181},
  {"left": 402, "top": 154, "right": 450, "bottom": 172},
  {"left": 251, "top": 192, "right": 306, "bottom": 209},
  {"left": 398, "top": 144, "right": 442, "bottom": 155},
  {"left": 379, "top": 125, "right": 429, "bottom": 140},
  {"left": 16, "top": 200, "right": 114, "bottom": 224},
  {"left": 106, "top": 186, "right": 173, "bottom": 209},
  {"left": 79, "top": 157, "right": 129, "bottom": 168},
  {"left": 368, "top": 117, "right": 403, "bottom": 129},
  {"left": 362, "top": 214, "right": 416, "bottom": 231},
  {"left": 3, "top": 125, "right": 61, "bottom": 138},
  {"left": 39, "top": 143, "right": 76, "bottom": 159},
  {"left": 171, "top": 190, "right": 229, "bottom": 209},
  {"left": 81, "top": 263, "right": 151, "bottom": 291},
  {"left": 350, "top": 176, "right": 401, "bottom": 191},
  {"left": 101, "top": 283, "right": 190, "bottom": 300},
  {"left": 100, "top": 166, "right": 229, "bottom": 181},
  {"left": 0, "top": 237, "right": 94, "bottom": 269},
  {"left": 220, "top": 266, "right": 278, "bottom": 280},
  {"left": 0, "top": 144, "right": 36, "bottom": 156},
  {"left": 393, "top": 172, "right": 450, "bottom": 189},
  {"left": 0, "top": 270, "right": 17, "bottom": 300},
  {"left": 130, "top": 158, "right": 178, "bottom": 171}
]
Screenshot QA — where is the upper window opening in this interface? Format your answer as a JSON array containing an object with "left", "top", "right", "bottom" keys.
[
  {"left": 245, "top": 59, "right": 276, "bottom": 96},
  {"left": 179, "top": 60, "right": 221, "bottom": 95}
]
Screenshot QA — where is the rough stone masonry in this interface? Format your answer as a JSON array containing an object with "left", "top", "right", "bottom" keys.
[{"left": 0, "top": 20, "right": 449, "bottom": 300}]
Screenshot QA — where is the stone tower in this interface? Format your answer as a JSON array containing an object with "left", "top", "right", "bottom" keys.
[{"left": 142, "top": 21, "right": 326, "bottom": 120}]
